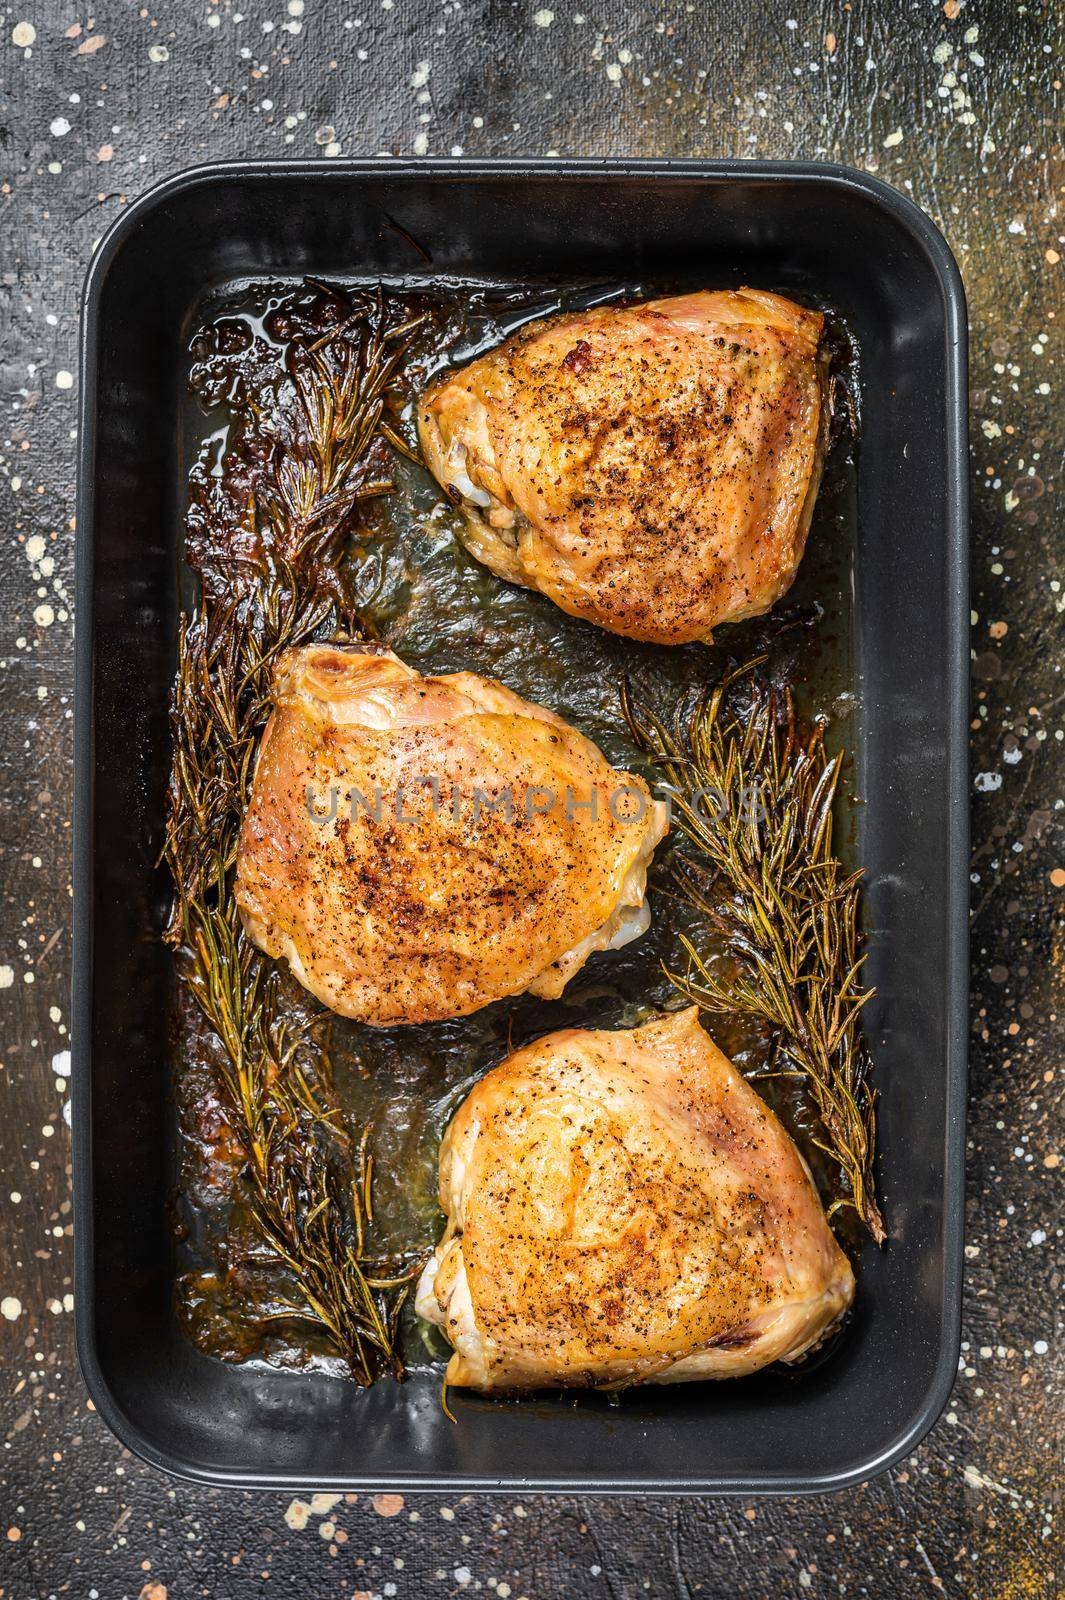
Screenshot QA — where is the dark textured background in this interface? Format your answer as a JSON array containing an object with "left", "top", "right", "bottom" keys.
[{"left": 1, "top": 2, "right": 1062, "bottom": 1596}]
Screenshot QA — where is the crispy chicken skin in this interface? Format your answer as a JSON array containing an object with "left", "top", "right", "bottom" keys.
[
  {"left": 416, "top": 1007, "right": 854, "bottom": 1390},
  {"left": 417, "top": 289, "right": 828, "bottom": 646},
  {"left": 235, "top": 644, "right": 668, "bottom": 1027}
]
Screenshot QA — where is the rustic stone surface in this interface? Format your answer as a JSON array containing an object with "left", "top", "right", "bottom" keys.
[{"left": 0, "top": 2, "right": 1061, "bottom": 1595}]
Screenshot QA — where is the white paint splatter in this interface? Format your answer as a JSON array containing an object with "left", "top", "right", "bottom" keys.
[
  {"left": 50, "top": 116, "right": 71, "bottom": 137},
  {"left": 1, "top": 1297, "right": 22, "bottom": 1321},
  {"left": 310, "top": 1492, "right": 342, "bottom": 1513},
  {"left": 0, "top": 966, "right": 13, "bottom": 989},
  {"left": 962, "top": 1463, "right": 1022, "bottom": 1503},
  {"left": 12, "top": 21, "right": 36, "bottom": 47},
  {"left": 284, "top": 1499, "right": 310, "bottom": 1530}
]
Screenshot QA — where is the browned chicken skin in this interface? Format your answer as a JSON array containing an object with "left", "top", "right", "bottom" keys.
[
  {"left": 416, "top": 1008, "right": 854, "bottom": 1390},
  {"left": 235, "top": 644, "right": 668, "bottom": 1027},
  {"left": 418, "top": 289, "right": 828, "bottom": 645}
]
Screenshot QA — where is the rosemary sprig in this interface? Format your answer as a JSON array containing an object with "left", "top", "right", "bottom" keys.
[
  {"left": 165, "top": 287, "right": 425, "bottom": 1380},
  {"left": 622, "top": 663, "right": 885, "bottom": 1244}
]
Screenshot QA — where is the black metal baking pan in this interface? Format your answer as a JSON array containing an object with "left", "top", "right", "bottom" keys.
[{"left": 73, "top": 159, "right": 968, "bottom": 1494}]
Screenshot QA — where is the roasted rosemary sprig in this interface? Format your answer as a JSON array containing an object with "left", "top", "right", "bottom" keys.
[
  {"left": 181, "top": 889, "right": 411, "bottom": 1375},
  {"left": 622, "top": 664, "right": 885, "bottom": 1244},
  {"left": 165, "top": 287, "right": 425, "bottom": 1380}
]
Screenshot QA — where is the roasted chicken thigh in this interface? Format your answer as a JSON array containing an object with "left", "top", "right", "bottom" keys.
[
  {"left": 416, "top": 1007, "right": 854, "bottom": 1390},
  {"left": 235, "top": 644, "right": 668, "bottom": 1026},
  {"left": 418, "top": 289, "right": 828, "bottom": 645}
]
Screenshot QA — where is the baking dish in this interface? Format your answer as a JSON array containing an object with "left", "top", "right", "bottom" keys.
[{"left": 73, "top": 159, "right": 968, "bottom": 1493}]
